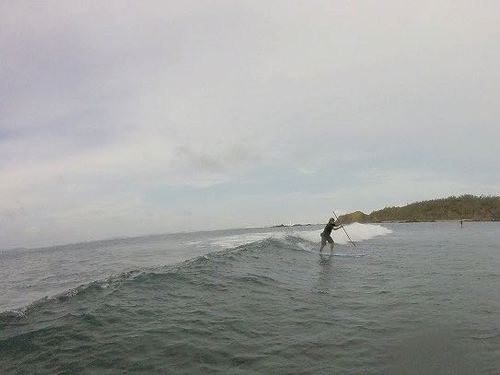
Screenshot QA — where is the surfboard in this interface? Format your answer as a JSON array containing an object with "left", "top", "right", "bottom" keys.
[{"left": 321, "top": 252, "right": 366, "bottom": 257}]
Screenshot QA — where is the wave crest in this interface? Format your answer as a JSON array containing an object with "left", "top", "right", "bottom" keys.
[{"left": 1, "top": 225, "right": 391, "bottom": 325}]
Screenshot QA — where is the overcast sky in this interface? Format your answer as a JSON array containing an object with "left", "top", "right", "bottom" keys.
[{"left": 1, "top": 1, "right": 499, "bottom": 248}]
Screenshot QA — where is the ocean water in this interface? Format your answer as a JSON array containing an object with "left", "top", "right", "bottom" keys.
[{"left": 1, "top": 222, "right": 499, "bottom": 374}]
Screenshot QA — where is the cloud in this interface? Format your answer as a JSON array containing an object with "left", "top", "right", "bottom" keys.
[{"left": 1, "top": 0, "right": 500, "bottom": 248}]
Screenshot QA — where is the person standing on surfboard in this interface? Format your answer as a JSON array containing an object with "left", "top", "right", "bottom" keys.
[{"left": 320, "top": 218, "right": 344, "bottom": 252}]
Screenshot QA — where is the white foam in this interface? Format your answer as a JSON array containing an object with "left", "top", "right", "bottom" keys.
[
  {"left": 207, "top": 232, "right": 287, "bottom": 249},
  {"left": 294, "top": 223, "right": 392, "bottom": 245},
  {"left": 206, "top": 223, "right": 391, "bottom": 249}
]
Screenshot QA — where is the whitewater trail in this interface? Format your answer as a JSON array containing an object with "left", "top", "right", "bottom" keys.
[{"left": 206, "top": 223, "right": 392, "bottom": 249}]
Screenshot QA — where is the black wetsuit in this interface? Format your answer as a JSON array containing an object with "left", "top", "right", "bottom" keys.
[
  {"left": 321, "top": 223, "right": 335, "bottom": 244},
  {"left": 322, "top": 223, "right": 334, "bottom": 236}
]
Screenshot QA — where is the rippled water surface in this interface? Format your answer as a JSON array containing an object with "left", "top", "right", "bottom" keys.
[{"left": 1, "top": 222, "right": 499, "bottom": 374}]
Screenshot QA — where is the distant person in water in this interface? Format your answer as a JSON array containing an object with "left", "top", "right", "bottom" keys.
[{"left": 320, "top": 218, "right": 344, "bottom": 252}]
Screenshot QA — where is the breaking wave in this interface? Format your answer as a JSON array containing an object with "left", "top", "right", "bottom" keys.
[{"left": 0, "top": 224, "right": 391, "bottom": 325}]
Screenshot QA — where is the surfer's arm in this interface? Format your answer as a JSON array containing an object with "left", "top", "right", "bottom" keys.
[{"left": 333, "top": 225, "right": 344, "bottom": 230}]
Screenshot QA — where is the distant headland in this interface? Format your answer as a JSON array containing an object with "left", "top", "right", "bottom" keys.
[{"left": 338, "top": 195, "right": 500, "bottom": 224}]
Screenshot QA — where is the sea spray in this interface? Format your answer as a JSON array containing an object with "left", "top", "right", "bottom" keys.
[{"left": 206, "top": 223, "right": 392, "bottom": 249}]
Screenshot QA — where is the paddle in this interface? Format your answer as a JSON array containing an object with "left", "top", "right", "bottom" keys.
[{"left": 332, "top": 211, "right": 356, "bottom": 247}]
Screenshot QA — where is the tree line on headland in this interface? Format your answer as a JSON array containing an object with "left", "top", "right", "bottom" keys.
[{"left": 338, "top": 195, "right": 500, "bottom": 223}]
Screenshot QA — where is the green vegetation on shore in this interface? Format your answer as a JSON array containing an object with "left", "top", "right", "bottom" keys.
[{"left": 338, "top": 195, "right": 500, "bottom": 223}]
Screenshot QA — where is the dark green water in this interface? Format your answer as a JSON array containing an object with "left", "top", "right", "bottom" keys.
[{"left": 1, "top": 222, "right": 499, "bottom": 374}]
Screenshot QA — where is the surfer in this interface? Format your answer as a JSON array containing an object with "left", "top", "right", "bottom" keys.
[{"left": 320, "top": 218, "right": 344, "bottom": 252}]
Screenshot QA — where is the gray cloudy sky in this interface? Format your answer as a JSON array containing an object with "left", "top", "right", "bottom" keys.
[{"left": 1, "top": 1, "right": 499, "bottom": 248}]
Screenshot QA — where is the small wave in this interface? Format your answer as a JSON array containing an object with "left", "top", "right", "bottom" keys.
[
  {"left": 1, "top": 226, "right": 389, "bottom": 325},
  {"left": 470, "top": 329, "right": 500, "bottom": 341},
  {"left": 0, "top": 270, "right": 144, "bottom": 325},
  {"left": 205, "top": 232, "right": 288, "bottom": 249},
  {"left": 0, "top": 238, "right": 289, "bottom": 325},
  {"left": 0, "top": 309, "right": 27, "bottom": 322}
]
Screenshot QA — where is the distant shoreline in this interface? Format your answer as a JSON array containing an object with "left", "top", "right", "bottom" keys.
[
  {"left": 369, "top": 219, "right": 500, "bottom": 223},
  {"left": 268, "top": 219, "right": 500, "bottom": 228},
  {"left": 338, "top": 195, "right": 500, "bottom": 224}
]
